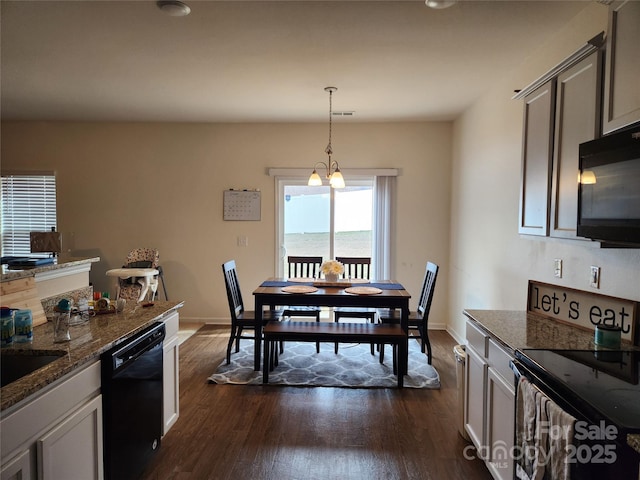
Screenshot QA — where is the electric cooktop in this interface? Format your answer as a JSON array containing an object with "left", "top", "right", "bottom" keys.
[{"left": 516, "top": 348, "right": 640, "bottom": 433}]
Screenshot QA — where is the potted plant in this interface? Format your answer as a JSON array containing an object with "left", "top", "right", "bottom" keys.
[{"left": 321, "top": 260, "right": 344, "bottom": 282}]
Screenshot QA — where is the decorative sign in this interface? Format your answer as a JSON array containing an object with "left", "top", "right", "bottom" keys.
[
  {"left": 223, "top": 190, "right": 261, "bottom": 221},
  {"left": 30, "top": 231, "right": 62, "bottom": 253},
  {"left": 527, "top": 281, "right": 638, "bottom": 344}
]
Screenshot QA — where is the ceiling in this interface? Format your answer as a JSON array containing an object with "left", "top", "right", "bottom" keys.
[{"left": 1, "top": 1, "right": 592, "bottom": 123}]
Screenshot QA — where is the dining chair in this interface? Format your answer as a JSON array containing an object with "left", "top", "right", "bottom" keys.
[
  {"left": 117, "top": 248, "right": 168, "bottom": 301},
  {"left": 286, "top": 256, "right": 323, "bottom": 278},
  {"left": 337, "top": 256, "right": 371, "bottom": 280},
  {"left": 282, "top": 256, "right": 323, "bottom": 352},
  {"left": 378, "top": 261, "right": 439, "bottom": 365},
  {"left": 222, "top": 260, "right": 283, "bottom": 364},
  {"left": 333, "top": 256, "right": 376, "bottom": 355}
]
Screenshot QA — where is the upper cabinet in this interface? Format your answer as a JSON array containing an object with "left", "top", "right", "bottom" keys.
[
  {"left": 550, "top": 52, "right": 602, "bottom": 238},
  {"left": 517, "top": 38, "right": 603, "bottom": 238},
  {"left": 602, "top": 1, "right": 640, "bottom": 134},
  {"left": 518, "top": 81, "right": 555, "bottom": 236},
  {"left": 517, "top": 2, "right": 639, "bottom": 240}
]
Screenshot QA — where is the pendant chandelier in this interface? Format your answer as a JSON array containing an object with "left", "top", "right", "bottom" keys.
[{"left": 308, "top": 87, "right": 346, "bottom": 189}]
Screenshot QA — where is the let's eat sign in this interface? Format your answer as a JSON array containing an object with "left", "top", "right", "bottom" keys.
[{"left": 527, "top": 280, "right": 639, "bottom": 345}]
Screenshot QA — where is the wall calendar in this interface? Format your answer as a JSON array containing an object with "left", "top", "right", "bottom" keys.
[{"left": 223, "top": 190, "right": 261, "bottom": 221}]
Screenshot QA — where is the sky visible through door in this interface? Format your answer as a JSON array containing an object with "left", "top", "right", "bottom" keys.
[{"left": 283, "top": 184, "right": 373, "bottom": 268}]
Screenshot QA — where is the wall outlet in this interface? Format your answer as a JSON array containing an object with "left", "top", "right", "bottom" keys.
[
  {"left": 590, "top": 266, "right": 600, "bottom": 288},
  {"left": 554, "top": 259, "right": 562, "bottom": 278},
  {"left": 237, "top": 236, "right": 249, "bottom": 247}
]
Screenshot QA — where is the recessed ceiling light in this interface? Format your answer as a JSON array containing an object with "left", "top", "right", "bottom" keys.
[
  {"left": 157, "top": 0, "right": 191, "bottom": 17},
  {"left": 425, "top": 0, "right": 457, "bottom": 9}
]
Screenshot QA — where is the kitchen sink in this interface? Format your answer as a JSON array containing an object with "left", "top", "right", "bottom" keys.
[{"left": 0, "top": 350, "right": 66, "bottom": 388}]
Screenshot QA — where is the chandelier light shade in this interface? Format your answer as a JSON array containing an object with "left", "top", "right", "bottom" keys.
[
  {"left": 308, "top": 87, "right": 346, "bottom": 189},
  {"left": 308, "top": 170, "right": 323, "bottom": 186},
  {"left": 329, "top": 167, "right": 345, "bottom": 189}
]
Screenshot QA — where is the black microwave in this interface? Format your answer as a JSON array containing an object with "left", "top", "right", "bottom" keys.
[{"left": 577, "top": 122, "right": 640, "bottom": 247}]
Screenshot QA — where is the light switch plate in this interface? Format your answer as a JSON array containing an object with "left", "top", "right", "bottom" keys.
[
  {"left": 237, "top": 236, "right": 249, "bottom": 247},
  {"left": 590, "top": 266, "right": 600, "bottom": 288},
  {"left": 554, "top": 259, "right": 562, "bottom": 278}
]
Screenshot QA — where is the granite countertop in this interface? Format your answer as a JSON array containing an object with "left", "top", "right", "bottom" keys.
[
  {"left": 462, "top": 309, "right": 611, "bottom": 354},
  {"left": 1, "top": 256, "right": 100, "bottom": 282},
  {"left": 463, "top": 309, "right": 640, "bottom": 455},
  {"left": 0, "top": 300, "right": 183, "bottom": 413}
]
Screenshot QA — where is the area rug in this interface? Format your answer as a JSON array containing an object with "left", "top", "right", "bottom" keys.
[{"left": 208, "top": 339, "right": 440, "bottom": 389}]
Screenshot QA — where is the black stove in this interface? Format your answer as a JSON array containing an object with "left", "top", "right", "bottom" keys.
[
  {"left": 514, "top": 348, "right": 640, "bottom": 434},
  {"left": 513, "top": 348, "right": 640, "bottom": 479}
]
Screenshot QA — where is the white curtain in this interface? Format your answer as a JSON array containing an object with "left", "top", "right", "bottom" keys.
[{"left": 372, "top": 175, "right": 395, "bottom": 280}]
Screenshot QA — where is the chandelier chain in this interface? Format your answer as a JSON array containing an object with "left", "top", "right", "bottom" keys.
[
  {"left": 309, "top": 86, "right": 344, "bottom": 188},
  {"left": 326, "top": 88, "right": 333, "bottom": 158}
]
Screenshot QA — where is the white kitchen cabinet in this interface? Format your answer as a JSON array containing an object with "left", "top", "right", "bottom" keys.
[
  {"left": 37, "top": 395, "right": 103, "bottom": 480},
  {"left": 464, "top": 320, "right": 515, "bottom": 480},
  {"left": 464, "top": 343, "right": 488, "bottom": 452},
  {"left": 0, "top": 361, "right": 102, "bottom": 480},
  {"left": 602, "top": 1, "right": 640, "bottom": 134},
  {"left": 1, "top": 304, "right": 182, "bottom": 480},
  {"left": 0, "top": 449, "right": 32, "bottom": 480},
  {"left": 485, "top": 352, "right": 515, "bottom": 480},
  {"left": 162, "top": 311, "right": 180, "bottom": 435}
]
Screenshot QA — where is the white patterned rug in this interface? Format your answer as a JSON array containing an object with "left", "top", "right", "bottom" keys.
[{"left": 208, "top": 339, "right": 440, "bottom": 389}]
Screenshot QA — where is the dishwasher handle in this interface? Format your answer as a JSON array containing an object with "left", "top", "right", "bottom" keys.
[{"left": 108, "top": 323, "right": 165, "bottom": 372}]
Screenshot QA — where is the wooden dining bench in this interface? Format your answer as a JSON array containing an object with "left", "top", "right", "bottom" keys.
[{"left": 262, "top": 321, "right": 407, "bottom": 387}]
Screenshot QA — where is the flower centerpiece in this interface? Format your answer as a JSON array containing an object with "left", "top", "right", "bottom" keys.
[{"left": 321, "top": 260, "right": 344, "bottom": 282}]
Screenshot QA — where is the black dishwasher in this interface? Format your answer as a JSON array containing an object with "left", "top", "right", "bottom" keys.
[{"left": 102, "top": 322, "right": 165, "bottom": 480}]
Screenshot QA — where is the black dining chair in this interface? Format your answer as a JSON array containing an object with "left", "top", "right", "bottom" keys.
[
  {"left": 337, "top": 256, "right": 372, "bottom": 280},
  {"left": 333, "top": 256, "right": 377, "bottom": 355},
  {"left": 378, "top": 261, "right": 439, "bottom": 365},
  {"left": 282, "top": 256, "right": 323, "bottom": 352},
  {"left": 222, "top": 260, "right": 283, "bottom": 364},
  {"left": 286, "top": 255, "right": 323, "bottom": 279}
]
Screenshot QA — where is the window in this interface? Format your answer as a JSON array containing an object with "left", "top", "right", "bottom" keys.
[
  {"left": 1, "top": 173, "right": 57, "bottom": 257},
  {"left": 272, "top": 170, "right": 396, "bottom": 279}
]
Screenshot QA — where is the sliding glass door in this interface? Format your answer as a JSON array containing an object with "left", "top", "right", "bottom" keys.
[
  {"left": 277, "top": 179, "right": 373, "bottom": 276},
  {"left": 333, "top": 185, "right": 373, "bottom": 257}
]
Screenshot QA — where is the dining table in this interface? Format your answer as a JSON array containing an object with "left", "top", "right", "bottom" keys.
[{"left": 253, "top": 278, "right": 411, "bottom": 376}]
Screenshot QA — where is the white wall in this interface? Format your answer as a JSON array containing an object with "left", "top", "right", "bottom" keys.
[
  {"left": 448, "top": 4, "right": 640, "bottom": 342},
  {"left": 1, "top": 121, "right": 452, "bottom": 323}
]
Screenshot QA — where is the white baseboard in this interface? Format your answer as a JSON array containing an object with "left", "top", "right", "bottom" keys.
[{"left": 445, "top": 325, "right": 465, "bottom": 345}]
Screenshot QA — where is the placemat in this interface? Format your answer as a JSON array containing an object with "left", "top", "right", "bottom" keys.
[
  {"left": 345, "top": 286, "right": 383, "bottom": 295},
  {"left": 281, "top": 285, "right": 319, "bottom": 294}
]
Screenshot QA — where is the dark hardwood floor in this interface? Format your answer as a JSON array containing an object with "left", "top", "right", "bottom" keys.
[{"left": 141, "top": 326, "right": 492, "bottom": 480}]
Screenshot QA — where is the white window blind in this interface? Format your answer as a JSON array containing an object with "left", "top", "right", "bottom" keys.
[{"left": 1, "top": 174, "right": 57, "bottom": 257}]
